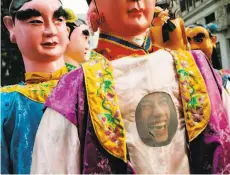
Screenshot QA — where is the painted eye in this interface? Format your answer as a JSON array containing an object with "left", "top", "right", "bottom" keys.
[
  {"left": 193, "top": 36, "right": 203, "bottom": 43},
  {"left": 193, "top": 33, "right": 205, "bottom": 43},
  {"left": 29, "top": 20, "right": 43, "bottom": 24},
  {"left": 57, "top": 18, "right": 64, "bottom": 22}
]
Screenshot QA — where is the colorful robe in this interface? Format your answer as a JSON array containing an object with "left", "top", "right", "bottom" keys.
[
  {"left": 1, "top": 66, "right": 68, "bottom": 174},
  {"left": 31, "top": 34, "right": 230, "bottom": 174}
]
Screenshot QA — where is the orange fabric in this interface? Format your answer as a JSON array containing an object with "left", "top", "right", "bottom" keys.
[{"left": 150, "top": 18, "right": 188, "bottom": 51}]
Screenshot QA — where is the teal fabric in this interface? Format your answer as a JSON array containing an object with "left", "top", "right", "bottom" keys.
[{"left": 1, "top": 91, "right": 44, "bottom": 174}]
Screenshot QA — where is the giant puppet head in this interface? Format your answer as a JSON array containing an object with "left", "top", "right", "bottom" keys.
[
  {"left": 86, "top": 0, "right": 155, "bottom": 38},
  {"left": 186, "top": 24, "right": 218, "bottom": 65},
  {"left": 65, "top": 10, "right": 90, "bottom": 64},
  {"left": 3, "top": 0, "right": 70, "bottom": 63}
]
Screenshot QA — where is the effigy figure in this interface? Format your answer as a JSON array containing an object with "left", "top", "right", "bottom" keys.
[
  {"left": 1, "top": 0, "right": 71, "bottom": 173},
  {"left": 65, "top": 8, "right": 90, "bottom": 70},
  {"left": 31, "top": 0, "right": 230, "bottom": 174}
]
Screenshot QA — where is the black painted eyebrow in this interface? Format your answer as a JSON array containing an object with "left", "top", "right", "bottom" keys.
[
  {"left": 196, "top": 32, "right": 206, "bottom": 37},
  {"left": 15, "top": 9, "right": 41, "bottom": 21},
  {"left": 193, "top": 32, "right": 206, "bottom": 39},
  {"left": 54, "top": 6, "right": 68, "bottom": 19},
  {"left": 82, "top": 29, "right": 89, "bottom": 36}
]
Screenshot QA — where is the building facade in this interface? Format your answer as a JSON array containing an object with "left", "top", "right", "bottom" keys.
[{"left": 179, "top": 0, "right": 230, "bottom": 69}]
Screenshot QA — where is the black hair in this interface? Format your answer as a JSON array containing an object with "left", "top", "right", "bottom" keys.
[
  {"left": 9, "top": 0, "right": 62, "bottom": 22},
  {"left": 187, "top": 24, "right": 216, "bottom": 38},
  {"left": 66, "top": 18, "right": 89, "bottom": 38}
]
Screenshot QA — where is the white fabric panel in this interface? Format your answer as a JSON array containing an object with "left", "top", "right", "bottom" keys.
[
  {"left": 112, "top": 50, "right": 190, "bottom": 174},
  {"left": 31, "top": 108, "right": 81, "bottom": 174}
]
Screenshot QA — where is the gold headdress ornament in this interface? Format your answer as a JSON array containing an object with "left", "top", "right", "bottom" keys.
[{"left": 64, "top": 8, "right": 78, "bottom": 23}]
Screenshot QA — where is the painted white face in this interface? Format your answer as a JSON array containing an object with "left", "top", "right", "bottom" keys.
[
  {"left": 12, "top": 0, "right": 69, "bottom": 62},
  {"left": 94, "top": 0, "right": 155, "bottom": 37},
  {"left": 66, "top": 24, "right": 89, "bottom": 63}
]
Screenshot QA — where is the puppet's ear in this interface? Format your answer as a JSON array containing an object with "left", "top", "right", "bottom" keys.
[
  {"left": 211, "top": 35, "right": 217, "bottom": 48},
  {"left": 66, "top": 26, "right": 70, "bottom": 35},
  {"left": 3, "top": 16, "right": 17, "bottom": 43}
]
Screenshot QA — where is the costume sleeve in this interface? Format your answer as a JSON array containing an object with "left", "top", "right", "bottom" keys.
[
  {"left": 31, "top": 107, "right": 81, "bottom": 174},
  {"left": 1, "top": 110, "right": 10, "bottom": 174},
  {"left": 1, "top": 93, "right": 14, "bottom": 174}
]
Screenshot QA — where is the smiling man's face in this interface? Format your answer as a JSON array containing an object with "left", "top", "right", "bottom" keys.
[
  {"left": 137, "top": 92, "right": 171, "bottom": 144},
  {"left": 11, "top": 0, "right": 69, "bottom": 62}
]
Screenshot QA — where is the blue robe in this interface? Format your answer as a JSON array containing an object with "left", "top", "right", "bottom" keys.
[{"left": 1, "top": 66, "right": 68, "bottom": 174}]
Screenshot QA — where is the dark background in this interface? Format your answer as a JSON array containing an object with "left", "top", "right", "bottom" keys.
[{"left": 1, "top": 0, "right": 25, "bottom": 86}]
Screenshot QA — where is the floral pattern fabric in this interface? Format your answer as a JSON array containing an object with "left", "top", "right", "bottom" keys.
[
  {"left": 170, "top": 50, "right": 211, "bottom": 141},
  {"left": 82, "top": 50, "right": 127, "bottom": 162}
]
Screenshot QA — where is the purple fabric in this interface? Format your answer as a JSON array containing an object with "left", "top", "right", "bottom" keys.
[
  {"left": 44, "top": 50, "right": 229, "bottom": 173},
  {"left": 191, "top": 50, "right": 230, "bottom": 174},
  {"left": 45, "top": 68, "right": 84, "bottom": 126},
  {"left": 82, "top": 112, "right": 134, "bottom": 173},
  {"left": 45, "top": 67, "right": 134, "bottom": 174}
]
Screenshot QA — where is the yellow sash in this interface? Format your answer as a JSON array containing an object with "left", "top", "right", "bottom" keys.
[
  {"left": 1, "top": 66, "right": 68, "bottom": 103},
  {"left": 170, "top": 50, "right": 211, "bottom": 141},
  {"left": 82, "top": 51, "right": 127, "bottom": 162}
]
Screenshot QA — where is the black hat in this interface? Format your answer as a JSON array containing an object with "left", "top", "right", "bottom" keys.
[{"left": 9, "top": 0, "right": 32, "bottom": 16}]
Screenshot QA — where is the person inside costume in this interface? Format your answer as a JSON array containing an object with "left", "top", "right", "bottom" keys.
[
  {"left": 31, "top": 0, "right": 230, "bottom": 174},
  {"left": 136, "top": 92, "right": 178, "bottom": 147},
  {"left": 150, "top": 4, "right": 188, "bottom": 50},
  {"left": 0, "top": 0, "right": 71, "bottom": 173},
  {"left": 64, "top": 8, "right": 90, "bottom": 70}
]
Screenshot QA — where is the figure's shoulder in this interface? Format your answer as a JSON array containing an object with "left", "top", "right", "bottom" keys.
[
  {"left": 56, "top": 67, "right": 84, "bottom": 88},
  {"left": 45, "top": 67, "right": 85, "bottom": 107},
  {"left": 82, "top": 50, "right": 110, "bottom": 73},
  {"left": 190, "top": 49, "right": 207, "bottom": 57},
  {"left": 1, "top": 86, "right": 19, "bottom": 117},
  {"left": 153, "top": 49, "right": 173, "bottom": 56},
  {"left": 44, "top": 67, "right": 86, "bottom": 122},
  {"left": 1, "top": 83, "right": 24, "bottom": 94},
  {"left": 146, "top": 49, "right": 175, "bottom": 60},
  {"left": 1, "top": 86, "right": 17, "bottom": 100},
  {"left": 1, "top": 84, "right": 25, "bottom": 104},
  {"left": 1, "top": 80, "right": 59, "bottom": 104},
  {"left": 162, "top": 49, "right": 197, "bottom": 60}
]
